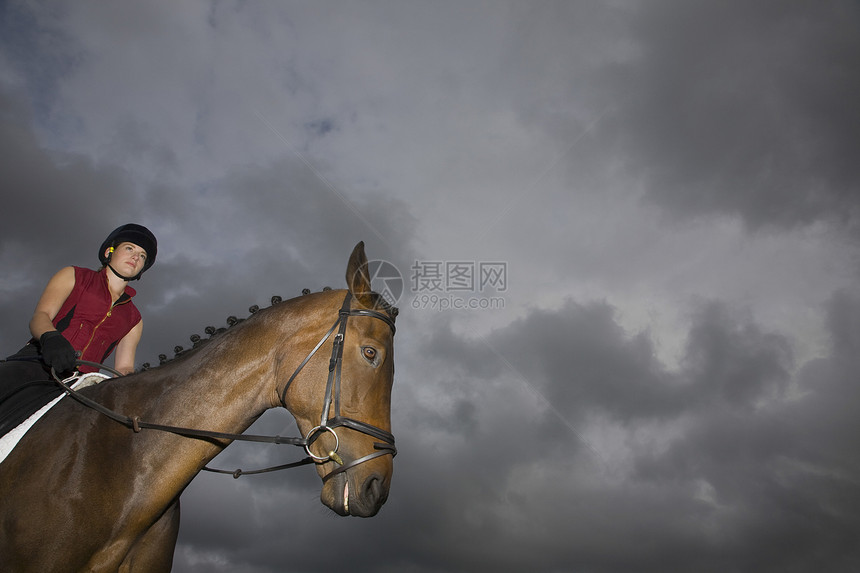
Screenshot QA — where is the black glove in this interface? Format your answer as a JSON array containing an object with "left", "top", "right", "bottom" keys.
[{"left": 40, "top": 331, "right": 77, "bottom": 373}]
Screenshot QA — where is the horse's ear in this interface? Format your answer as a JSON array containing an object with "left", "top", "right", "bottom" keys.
[{"left": 346, "top": 241, "right": 374, "bottom": 308}]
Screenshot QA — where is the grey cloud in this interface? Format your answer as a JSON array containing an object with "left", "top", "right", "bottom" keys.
[
  {"left": 435, "top": 300, "right": 683, "bottom": 421},
  {"left": 598, "top": 0, "right": 860, "bottom": 232},
  {"left": 681, "top": 301, "right": 794, "bottom": 408},
  {"left": 2, "top": 3, "right": 858, "bottom": 572},
  {"left": 375, "top": 292, "right": 860, "bottom": 572},
  {"left": 0, "top": 87, "right": 142, "bottom": 352}
]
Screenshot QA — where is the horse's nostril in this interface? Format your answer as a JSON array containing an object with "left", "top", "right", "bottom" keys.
[{"left": 363, "top": 475, "right": 384, "bottom": 506}]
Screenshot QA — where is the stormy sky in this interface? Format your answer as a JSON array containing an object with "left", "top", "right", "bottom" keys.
[{"left": 2, "top": 1, "right": 859, "bottom": 572}]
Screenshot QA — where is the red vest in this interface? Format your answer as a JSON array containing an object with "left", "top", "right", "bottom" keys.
[{"left": 52, "top": 267, "right": 142, "bottom": 371}]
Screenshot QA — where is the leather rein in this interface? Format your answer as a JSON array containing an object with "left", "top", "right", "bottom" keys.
[{"left": 53, "top": 292, "right": 397, "bottom": 479}]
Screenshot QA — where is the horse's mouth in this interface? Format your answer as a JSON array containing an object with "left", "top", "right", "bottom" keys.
[
  {"left": 320, "top": 466, "right": 389, "bottom": 517},
  {"left": 319, "top": 472, "right": 350, "bottom": 517}
]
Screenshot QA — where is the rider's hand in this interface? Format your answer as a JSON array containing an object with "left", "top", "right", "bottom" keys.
[{"left": 40, "top": 331, "right": 77, "bottom": 373}]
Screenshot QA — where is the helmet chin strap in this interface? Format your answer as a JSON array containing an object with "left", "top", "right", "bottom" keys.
[{"left": 107, "top": 263, "right": 137, "bottom": 281}]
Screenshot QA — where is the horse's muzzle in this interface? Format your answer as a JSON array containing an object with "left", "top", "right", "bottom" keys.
[{"left": 321, "top": 468, "right": 391, "bottom": 517}]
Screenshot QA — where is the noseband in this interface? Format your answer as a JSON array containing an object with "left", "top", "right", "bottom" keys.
[{"left": 279, "top": 292, "right": 397, "bottom": 482}]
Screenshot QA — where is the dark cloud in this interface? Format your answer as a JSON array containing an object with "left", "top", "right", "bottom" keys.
[
  {"left": 427, "top": 300, "right": 684, "bottom": 422},
  {"left": 365, "top": 293, "right": 860, "bottom": 572},
  {"left": 0, "top": 90, "right": 136, "bottom": 246},
  {"left": 599, "top": 0, "right": 860, "bottom": 232},
  {"left": 631, "top": 291, "right": 860, "bottom": 572},
  {"left": 681, "top": 301, "right": 794, "bottom": 408},
  {"left": 0, "top": 88, "right": 143, "bottom": 352},
  {"left": 0, "top": 2, "right": 82, "bottom": 119}
]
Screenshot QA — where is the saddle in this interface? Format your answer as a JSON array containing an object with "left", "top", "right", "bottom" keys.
[
  {"left": 0, "top": 345, "right": 61, "bottom": 438},
  {"left": 0, "top": 370, "right": 109, "bottom": 464}
]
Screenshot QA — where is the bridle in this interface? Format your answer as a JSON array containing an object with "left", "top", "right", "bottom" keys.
[
  {"left": 52, "top": 291, "right": 397, "bottom": 480},
  {"left": 279, "top": 291, "right": 397, "bottom": 482}
]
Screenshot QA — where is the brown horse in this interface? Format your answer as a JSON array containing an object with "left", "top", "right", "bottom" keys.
[{"left": 0, "top": 242, "right": 397, "bottom": 572}]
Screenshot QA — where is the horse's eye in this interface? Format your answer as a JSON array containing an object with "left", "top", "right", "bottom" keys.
[{"left": 362, "top": 346, "right": 377, "bottom": 363}]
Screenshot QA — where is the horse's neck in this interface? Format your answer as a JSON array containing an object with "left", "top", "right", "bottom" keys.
[
  {"left": 128, "top": 295, "right": 329, "bottom": 431},
  {"left": 104, "top": 295, "right": 333, "bottom": 471},
  {"left": 138, "top": 325, "right": 283, "bottom": 433}
]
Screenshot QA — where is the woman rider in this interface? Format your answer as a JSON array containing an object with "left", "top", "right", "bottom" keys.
[{"left": 0, "top": 223, "right": 157, "bottom": 435}]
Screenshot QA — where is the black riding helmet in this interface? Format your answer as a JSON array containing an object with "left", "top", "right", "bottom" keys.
[{"left": 98, "top": 224, "right": 157, "bottom": 280}]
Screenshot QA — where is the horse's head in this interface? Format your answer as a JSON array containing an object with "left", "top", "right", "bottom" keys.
[{"left": 279, "top": 242, "right": 397, "bottom": 517}]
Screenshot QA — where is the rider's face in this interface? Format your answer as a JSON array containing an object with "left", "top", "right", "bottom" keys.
[{"left": 107, "top": 242, "right": 148, "bottom": 276}]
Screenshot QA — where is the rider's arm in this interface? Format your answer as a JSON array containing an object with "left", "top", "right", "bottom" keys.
[
  {"left": 29, "top": 266, "right": 76, "bottom": 340},
  {"left": 113, "top": 320, "right": 143, "bottom": 375}
]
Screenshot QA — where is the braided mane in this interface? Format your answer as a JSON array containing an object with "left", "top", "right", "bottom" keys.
[{"left": 141, "top": 288, "right": 398, "bottom": 370}]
